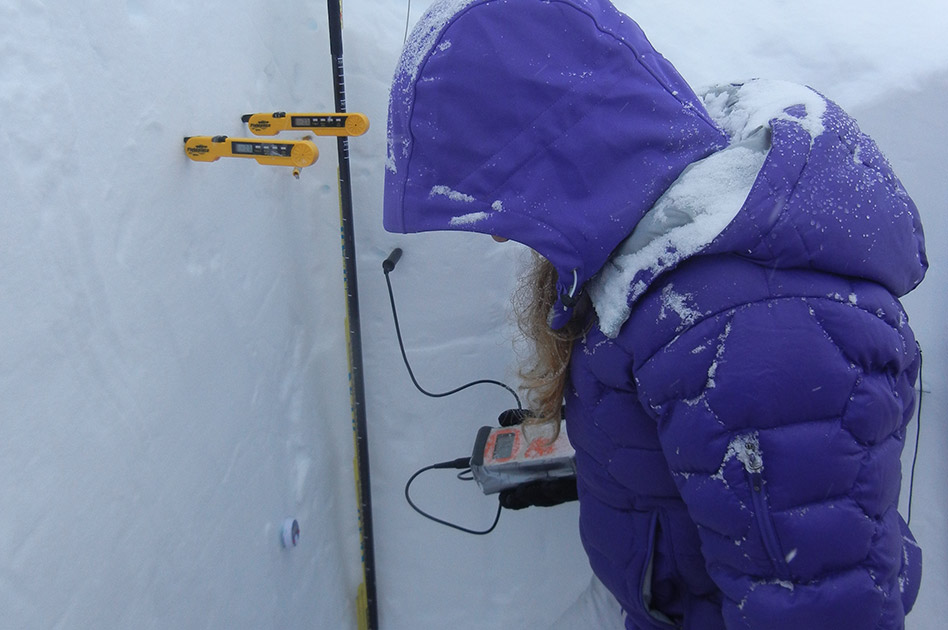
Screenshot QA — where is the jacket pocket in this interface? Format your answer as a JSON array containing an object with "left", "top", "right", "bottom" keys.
[{"left": 639, "top": 512, "right": 682, "bottom": 628}]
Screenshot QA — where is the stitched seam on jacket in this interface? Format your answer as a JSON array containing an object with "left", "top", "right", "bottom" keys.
[{"left": 638, "top": 292, "right": 908, "bottom": 393}]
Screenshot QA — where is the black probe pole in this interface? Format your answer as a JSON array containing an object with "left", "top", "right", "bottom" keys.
[{"left": 327, "top": 2, "right": 379, "bottom": 629}]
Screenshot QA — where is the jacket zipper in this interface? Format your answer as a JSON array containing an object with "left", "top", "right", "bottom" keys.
[{"left": 742, "top": 440, "right": 791, "bottom": 579}]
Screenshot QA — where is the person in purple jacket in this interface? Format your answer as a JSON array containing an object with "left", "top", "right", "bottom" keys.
[{"left": 384, "top": 1, "right": 928, "bottom": 628}]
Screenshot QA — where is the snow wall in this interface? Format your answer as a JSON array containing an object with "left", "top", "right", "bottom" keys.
[{"left": 0, "top": 1, "right": 944, "bottom": 629}]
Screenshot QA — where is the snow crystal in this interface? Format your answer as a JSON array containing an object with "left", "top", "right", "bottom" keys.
[
  {"left": 449, "top": 211, "right": 489, "bottom": 226},
  {"left": 386, "top": 134, "right": 411, "bottom": 174},
  {"left": 430, "top": 185, "right": 475, "bottom": 202},
  {"left": 762, "top": 578, "right": 795, "bottom": 592},
  {"left": 659, "top": 284, "right": 702, "bottom": 330},
  {"left": 430, "top": 186, "right": 493, "bottom": 225},
  {"left": 705, "top": 322, "right": 732, "bottom": 390},
  {"left": 396, "top": 0, "right": 477, "bottom": 84},
  {"left": 827, "top": 291, "right": 859, "bottom": 305}
]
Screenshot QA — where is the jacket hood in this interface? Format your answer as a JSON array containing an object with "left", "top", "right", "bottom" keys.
[
  {"left": 590, "top": 80, "right": 929, "bottom": 337},
  {"left": 384, "top": 0, "right": 727, "bottom": 327}
]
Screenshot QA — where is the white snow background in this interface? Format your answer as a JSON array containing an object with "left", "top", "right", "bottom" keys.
[{"left": 0, "top": 1, "right": 945, "bottom": 628}]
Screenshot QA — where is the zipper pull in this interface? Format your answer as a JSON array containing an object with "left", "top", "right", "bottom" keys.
[
  {"left": 744, "top": 439, "right": 763, "bottom": 473},
  {"left": 742, "top": 438, "right": 764, "bottom": 492}
]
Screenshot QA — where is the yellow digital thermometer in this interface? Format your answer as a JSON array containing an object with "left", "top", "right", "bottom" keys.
[
  {"left": 241, "top": 111, "right": 369, "bottom": 137},
  {"left": 183, "top": 135, "right": 318, "bottom": 168}
]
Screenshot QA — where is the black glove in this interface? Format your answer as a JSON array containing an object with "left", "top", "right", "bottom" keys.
[
  {"left": 497, "top": 406, "right": 566, "bottom": 427},
  {"left": 495, "top": 408, "right": 577, "bottom": 509},
  {"left": 499, "top": 477, "right": 579, "bottom": 510},
  {"left": 497, "top": 408, "right": 533, "bottom": 427}
]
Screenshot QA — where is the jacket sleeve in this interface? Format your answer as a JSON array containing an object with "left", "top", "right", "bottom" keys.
[{"left": 629, "top": 277, "right": 921, "bottom": 630}]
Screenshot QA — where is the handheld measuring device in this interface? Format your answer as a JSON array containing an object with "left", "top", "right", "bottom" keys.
[
  {"left": 241, "top": 111, "right": 370, "bottom": 137},
  {"left": 183, "top": 135, "right": 318, "bottom": 168},
  {"left": 470, "top": 423, "right": 576, "bottom": 495}
]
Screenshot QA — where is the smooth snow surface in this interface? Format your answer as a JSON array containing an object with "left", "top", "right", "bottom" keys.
[{"left": 1, "top": 1, "right": 945, "bottom": 629}]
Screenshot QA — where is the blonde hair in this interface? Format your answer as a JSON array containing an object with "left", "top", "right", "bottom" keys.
[{"left": 513, "top": 252, "right": 590, "bottom": 427}]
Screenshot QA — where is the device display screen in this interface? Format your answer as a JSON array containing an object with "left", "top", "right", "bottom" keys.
[
  {"left": 492, "top": 432, "right": 515, "bottom": 460},
  {"left": 232, "top": 142, "right": 255, "bottom": 154},
  {"left": 292, "top": 116, "right": 344, "bottom": 128}
]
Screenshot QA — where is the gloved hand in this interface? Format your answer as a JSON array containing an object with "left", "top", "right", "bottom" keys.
[
  {"left": 495, "top": 408, "right": 578, "bottom": 509},
  {"left": 497, "top": 408, "right": 533, "bottom": 427},
  {"left": 499, "top": 477, "right": 578, "bottom": 510}
]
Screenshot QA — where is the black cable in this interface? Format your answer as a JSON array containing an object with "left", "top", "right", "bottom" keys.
[
  {"left": 383, "top": 249, "right": 516, "bottom": 535},
  {"left": 404, "top": 0, "right": 412, "bottom": 44},
  {"left": 906, "top": 342, "right": 923, "bottom": 526},
  {"left": 383, "top": 264, "right": 523, "bottom": 410},
  {"left": 405, "top": 459, "right": 503, "bottom": 535}
]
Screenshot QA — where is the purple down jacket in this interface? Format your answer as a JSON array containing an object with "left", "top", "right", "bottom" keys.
[{"left": 383, "top": 1, "right": 928, "bottom": 629}]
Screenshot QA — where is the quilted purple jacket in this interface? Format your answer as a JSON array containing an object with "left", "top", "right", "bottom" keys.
[{"left": 383, "top": 1, "right": 928, "bottom": 628}]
